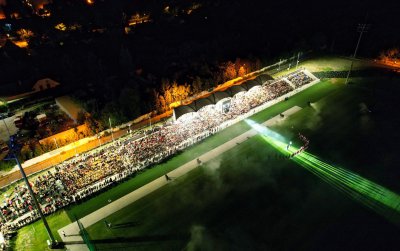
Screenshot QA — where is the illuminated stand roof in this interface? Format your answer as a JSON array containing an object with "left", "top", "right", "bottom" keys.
[{"left": 173, "top": 74, "right": 273, "bottom": 121}]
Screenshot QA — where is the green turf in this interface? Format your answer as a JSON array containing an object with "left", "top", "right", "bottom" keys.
[
  {"left": 84, "top": 75, "right": 400, "bottom": 250},
  {"left": 65, "top": 79, "right": 339, "bottom": 220},
  {"left": 9, "top": 210, "right": 71, "bottom": 251},
  {"left": 0, "top": 160, "right": 16, "bottom": 173},
  {"left": 85, "top": 135, "right": 288, "bottom": 250},
  {"left": 10, "top": 77, "right": 340, "bottom": 251},
  {"left": 12, "top": 56, "right": 378, "bottom": 250}
]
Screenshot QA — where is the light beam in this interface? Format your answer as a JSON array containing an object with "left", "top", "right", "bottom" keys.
[{"left": 246, "top": 119, "right": 400, "bottom": 225}]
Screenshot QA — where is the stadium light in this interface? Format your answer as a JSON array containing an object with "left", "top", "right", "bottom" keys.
[
  {"left": 2, "top": 121, "right": 59, "bottom": 247},
  {"left": 296, "top": 52, "right": 300, "bottom": 69},
  {"left": 345, "top": 23, "right": 369, "bottom": 84},
  {"left": 245, "top": 119, "right": 400, "bottom": 225}
]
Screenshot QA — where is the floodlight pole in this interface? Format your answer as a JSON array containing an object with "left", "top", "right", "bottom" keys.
[
  {"left": 3, "top": 122, "right": 57, "bottom": 247},
  {"left": 109, "top": 117, "right": 114, "bottom": 142},
  {"left": 12, "top": 151, "right": 57, "bottom": 246},
  {"left": 296, "top": 52, "right": 300, "bottom": 69},
  {"left": 345, "top": 23, "right": 369, "bottom": 84}
]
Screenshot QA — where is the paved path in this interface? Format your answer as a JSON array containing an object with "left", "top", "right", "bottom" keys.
[
  {"left": 58, "top": 105, "right": 304, "bottom": 250},
  {"left": 265, "top": 106, "right": 302, "bottom": 126},
  {"left": 59, "top": 127, "right": 260, "bottom": 250}
]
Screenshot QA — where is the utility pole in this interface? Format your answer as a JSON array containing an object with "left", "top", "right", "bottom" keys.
[{"left": 345, "top": 23, "right": 369, "bottom": 84}]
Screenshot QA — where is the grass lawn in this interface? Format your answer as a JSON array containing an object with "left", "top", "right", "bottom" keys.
[
  {"left": 85, "top": 74, "right": 400, "bottom": 250},
  {"left": 12, "top": 78, "right": 340, "bottom": 251},
  {"left": 271, "top": 56, "right": 378, "bottom": 79},
  {"left": 9, "top": 210, "right": 71, "bottom": 251},
  {"left": 13, "top": 56, "right": 396, "bottom": 250},
  {"left": 0, "top": 160, "right": 16, "bottom": 174},
  {"left": 65, "top": 79, "right": 339, "bottom": 221},
  {"left": 299, "top": 56, "right": 375, "bottom": 72}
]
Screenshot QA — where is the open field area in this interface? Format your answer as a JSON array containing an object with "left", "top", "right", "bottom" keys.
[
  {"left": 1, "top": 0, "right": 400, "bottom": 248},
  {"left": 10, "top": 57, "right": 400, "bottom": 250},
  {"left": 9, "top": 210, "right": 70, "bottom": 251},
  {"left": 84, "top": 75, "right": 400, "bottom": 250}
]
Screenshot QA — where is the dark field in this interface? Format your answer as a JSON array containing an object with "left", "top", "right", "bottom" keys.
[{"left": 85, "top": 74, "right": 400, "bottom": 250}]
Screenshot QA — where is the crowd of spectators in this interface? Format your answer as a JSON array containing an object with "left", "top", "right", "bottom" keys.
[
  {"left": 0, "top": 70, "right": 317, "bottom": 238},
  {"left": 286, "top": 70, "right": 314, "bottom": 88}
]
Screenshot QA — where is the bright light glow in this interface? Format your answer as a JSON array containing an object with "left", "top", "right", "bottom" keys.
[
  {"left": 12, "top": 40, "right": 28, "bottom": 48},
  {"left": 245, "top": 119, "right": 286, "bottom": 143},
  {"left": 55, "top": 23, "right": 67, "bottom": 31},
  {"left": 128, "top": 13, "right": 152, "bottom": 26},
  {"left": 246, "top": 119, "right": 400, "bottom": 225}
]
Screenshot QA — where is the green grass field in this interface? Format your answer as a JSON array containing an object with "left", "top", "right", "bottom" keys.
[
  {"left": 85, "top": 75, "right": 400, "bottom": 250},
  {"left": 11, "top": 56, "right": 400, "bottom": 250},
  {"left": 9, "top": 210, "right": 71, "bottom": 251},
  {"left": 11, "top": 74, "right": 340, "bottom": 251}
]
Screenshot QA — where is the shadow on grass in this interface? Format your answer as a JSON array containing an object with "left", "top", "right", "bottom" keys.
[
  {"left": 110, "top": 221, "right": 141, "bottom": 229},
  {"left": 91, "top": 234, "right": 188, "bottom": 244},
  {"left": 62, "top": 234, "right": 187, "bottom": 248}
]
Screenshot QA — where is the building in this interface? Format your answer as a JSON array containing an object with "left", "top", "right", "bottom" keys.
[
  {"left": 35, "top": 113, "right": 47, "bottom": 125},
  {"left": 55, "top": 96, "right": 85, "bottom": 123}
]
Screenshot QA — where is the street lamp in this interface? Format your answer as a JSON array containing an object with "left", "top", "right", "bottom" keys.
[
  {"left": 53, "top": 138, "right": 62, "bottom": 163},
  {"left": 97, "top": 135, "right": 102, "bottom": 147},
  {"left": 109, "top": 117, "right": 114, "bottom": 142},
  {"left": 296, "top": 52, "right": 300, "bottom": 69}
]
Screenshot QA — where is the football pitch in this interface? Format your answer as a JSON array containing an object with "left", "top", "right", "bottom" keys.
[
  {"left": 83, "top": 75, "right": 400, "bottom": 250},
  {"left": 11, "top": 59, "right": 400, "bottom": 250}
]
